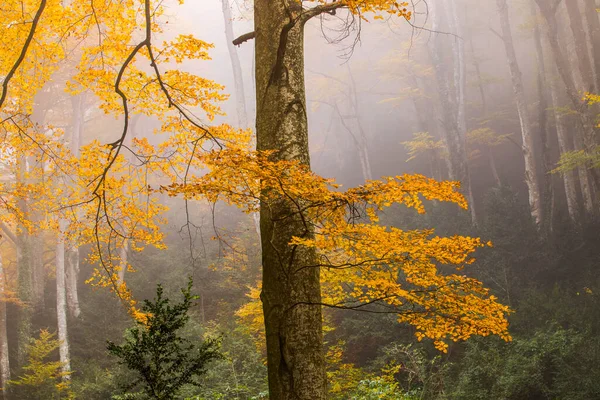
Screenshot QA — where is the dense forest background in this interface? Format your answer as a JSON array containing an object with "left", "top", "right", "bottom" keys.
[{"left": 2, "top": 0, "right": 600, "bottom": 399}]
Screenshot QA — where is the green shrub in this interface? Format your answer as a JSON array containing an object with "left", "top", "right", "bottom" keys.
[{"left": 108, "top": 278, "right": 222, "bottom": 400}]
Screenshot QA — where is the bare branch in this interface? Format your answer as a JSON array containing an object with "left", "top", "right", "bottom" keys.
[
  {"left": 489, "top": 27, "right": 503, "bottom": 41},
  {"left": 299, "top": 2, "right": 345, "bottom": 24},
  {"left": 0, "top": 222, "right": 16, "bottom": 245},
  {"left": 232, "top": 2, "right": 345, "bottom": 46},
  {"left": 233, "top": 31, "right": 256, "bottom": 46}
]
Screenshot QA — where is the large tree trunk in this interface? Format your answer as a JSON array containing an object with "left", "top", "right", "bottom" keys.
[
  {"left": 497, "top": 0, "right": 543, "bottom": 225},
  {"left": 0, "top": 252, "right": 10, "bottom": 398},
  {"left": 254, "top": 1, "right": 326, "bottom": 398},
  {"left": 56, "top": 221, "right": 71, "bottom": 381},
  {"left": 583, "top": 0, "right": 600, "bottom": 91}
]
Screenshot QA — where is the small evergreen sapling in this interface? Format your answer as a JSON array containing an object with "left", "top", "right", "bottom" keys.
[
  {"left": 107, "top": 278, "right": 221, "bottom": 400},
  {"left": 8, "top": 329, "right": 73, "bottom": 399}
]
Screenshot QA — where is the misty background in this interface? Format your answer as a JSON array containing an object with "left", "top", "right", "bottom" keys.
[{"left": 3, "top": 0, "right": 600, "bottom": 399}]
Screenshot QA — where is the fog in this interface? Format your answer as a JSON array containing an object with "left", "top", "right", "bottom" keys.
[
  {"left": 2, "top": 0, "right": 600, "bottom": 398},
  {"left": 172, "top": 0, "right": 542, "bottom": 195}
]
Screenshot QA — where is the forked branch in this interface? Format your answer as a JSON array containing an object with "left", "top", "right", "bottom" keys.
[
  {"left": 232, "top": 1, "right": 345, "bottom": 46},
  {"left": 0, "top": 0, "right": 48, "bottom": 109}
]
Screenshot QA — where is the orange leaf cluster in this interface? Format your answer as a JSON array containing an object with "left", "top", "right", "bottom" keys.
[{"left": 162, "top": 148, "right": 511, "bottom": 351}]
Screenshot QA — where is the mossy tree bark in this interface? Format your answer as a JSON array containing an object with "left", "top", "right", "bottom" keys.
[{"left": 254, "top": 1, "right": 326, "bottom": 399}]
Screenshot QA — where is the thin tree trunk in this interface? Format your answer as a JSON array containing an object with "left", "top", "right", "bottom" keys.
[
  {"left": 66, "top": 244, "right": 80, "bottom": 318},
  {"left": 583, "top": 0, "right": 600, "bottom": 91},
  {"left": 29, "top": 105, "right": 45, "bottom": 313},
  {"left": 538, "top": 1, "right": 596, "bottom": 214},
  {"left": 221, "top": 9, "right": 260, "bottom": 235},
  {"left": 0, "top": 228, "right": 15, "bottom": 400},
  {"left": 346, "top": 64, "right": 373, "bottom": 181},
  {"left": 223, "top": 0, "right": 248, "bottom": 128},
  {"left": 548, "top": 64, "right": 581, "bottom": 221},
  {"left": 255, "top": 1, "right": 326, "bottom": 398},
  {"left": 497, "top": 0, "right": 543, "bottom": 225},
  {"left": 429, "top": 0, "right": 477, "bottom": 224},
  {"left": 336, "top": 105, "right": 372, "bottom": 182},
  {"left": 446, "top": 0, "right": 477, "bottom": 223},
  {"left": 445, "top": 0, "right": 467, "bottom": 135},
  {"left": 532, "top": 1, "right": 555, "bottom": 232},
  {"left": 573, "top": 125, "right": 595, "bottom": 213},
  {"left": 117, "top": 239, "right": 129, "bottom": 285},
  {"left": 469, "top": 35, "right": 488, "bottom": 117},
  {"left": 29, "top": 232, "right": 44, "bottom": 313},
  {"left": 65, "top": 94, "right": 84, "bottom": 319},
  {"left": 468, "top": 33, "right": 502, "bottom": 189},
  {"left": 356, "top": 147, "right": 372, "bottom": 182},
  {"left": 0, "top": 252, "right": 10, "bottom": 398},
  {"left": 410, "top": 75, "right": 431, "bottom": 134},
  {"left": 16, "top": 158, "right": 32, "bottom": 367},
  {"left": 56, "top": 220, "right": 71, "bottom": 381},
  {"left": 310, "top": 68, "right": 373, "bottom": 182},
  {"left": 416, "top": 74, "right": 443, "bottom": 141},
  {"left": 489, "top": 150, "right": 502, "bottom": 187},
  {"left": 566, "top": 0, "right": 596, "bottom": 92},
  {"left": 70, "top": 95, "right": 83, "bottom": 156},
  {"left": 411, "top": 89, "right": 443, "bottom": 182},
  {"left": 537, "top": 0, "right": 600, "bottom": 203}
]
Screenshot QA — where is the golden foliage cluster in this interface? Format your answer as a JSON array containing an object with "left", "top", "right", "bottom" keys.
[
  {"left": 1, "top": 0, "right": 510, "bottom": 350},
  {"left": 0, "top": 0, "right": 225, "bottom": 316},
  {"left": 162, "top": 148, "right": 511, "bottom": 351}
]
